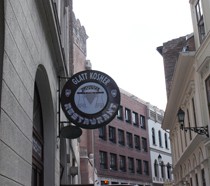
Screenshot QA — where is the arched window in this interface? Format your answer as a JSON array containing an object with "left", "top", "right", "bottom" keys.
[
  {"left": 32, "top": 83, "right": 44, "bottom": 186},
  {"left": 154, "top": 160, "right": 159, "bottom": 177},
  {"left": 165, "top": 133, "right": 168, "bottom": 149},
  {"left": 158, "top": 130, "right": 162, "bottom": 147},
  {"left": 160, "top": 162, "right": 165, "bottom": 178},
  {"left": 152, "top": 128, "right": 156, "bottom": 145},
  {"left": 167, "top": 163, "right": 172, "bottom": 180}
]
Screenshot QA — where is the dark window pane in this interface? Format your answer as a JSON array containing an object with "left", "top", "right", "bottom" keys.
[
  {"left": 99, "top": 126, "right": 106, "bottom": 140},
  {"left": 99, "top": 151, "right": 107, "bottom": 169},
  {"left": 109, "top": 126, "right": 116, "bottom": 143}
]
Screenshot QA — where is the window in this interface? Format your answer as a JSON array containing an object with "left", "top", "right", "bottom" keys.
[
  {"left": 132, "top": 111, "right": 139, "bottom": 127},
  {"left": 136, "top": 159, "right": 142, "bottom": 174},
  {"left": 190, "top": 178, "right": 193, "bottom": 186},
  {"left": 125, "top": 108, "right": 131, "bottom": 123},
  {"left": 118, "top": 129, "right": 125, "bottom": 146},
  {"left": 206, "top": 76, "right": 210, "bottom": 119},
  {"left": 109, "top": 126, "right": 116, "bottom": 143},
  {"left": 196, "top": 174, "right": 199, "bottom": 186},
  {"left": 202, "top": 168, "right": 206, "bottom": 186},
  {"left": 167, "top": 163, "right": 172, "bottom": 180},
  {"left": 117, "top": 105, "right": 123, "bottom": 120},
  {"left": 160, "top": 162, "right": 165, "bottom": 178},
  {"left": 126, "top": 132, "right": 133, "bottom": 148},
  {"left": 195, "top": 0, "right": 205, "bottom": 42},
  {"left": 143, "top": 161, "right": 149, "bottom": 175},
  {"left": 119, "top": 155, "right": 126, "bottom": 172},
  {"left": 142, "top": 137, "right": 147, "bottom": 152},
  {"left": 128, "top": 157, "right": 134, "bottom": 173},
  {"left": 99, "top": 151, "right": 107, "bottom": 169},
  {"left": 140, "top": 115, "right": 146, "bottom": 129},
  {"left": 152, "top": 128, "right": 156, "bottom": 145},
  {"left": 154, "top": 160, "right": 159, "bottom": 177},
  {"left": 187, "top": 109, "right": 192, "bottom": 140},
  {"left": 165, "top": 133, "right": 168, "bottom": 149},
  {"left": 110, "top": 153, "right": 117, "bottom": 171},
  {"left": 192, "top": 98, "right": 197, "bottom": 127},
  {"left": 32, "top": 83, "right": 44, "bottom": 186},
  {"left": 99, "top": 126, "right": 106, "bottom": 140},
  {"left": 158, "top": 130, "right": 162, "bottom": 147},
  {"left": 134, "top": 135, "right": 140, "bottom": 150}
]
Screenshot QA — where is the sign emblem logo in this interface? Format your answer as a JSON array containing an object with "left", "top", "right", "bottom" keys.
[{"left": 60, "top": 70, "right": 121, "bottom": 129}]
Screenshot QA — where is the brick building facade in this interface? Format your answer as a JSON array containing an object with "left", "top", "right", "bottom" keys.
[
  {"left": 92, "top": 89, "right": 152, "bottom": 186},
  {"left": 157, "top": 35, "right": 195, "bottom": 99}
]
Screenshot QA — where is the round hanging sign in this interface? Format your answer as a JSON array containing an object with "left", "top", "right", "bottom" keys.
[{"left": 60, "top": 70, "right": 121, "bottom": 129}]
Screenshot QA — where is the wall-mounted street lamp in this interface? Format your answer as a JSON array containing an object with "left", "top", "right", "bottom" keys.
[
  {"left": 158, "top": 154, "right": 163, "bottom": 165},
  {"left": 177, "top": 108, "right": 209, "bottom": 137},
  {"left": 157, "top": 154, "right": 172, "bottom": 167}
]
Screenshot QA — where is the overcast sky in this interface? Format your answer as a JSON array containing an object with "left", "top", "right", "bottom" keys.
[{"left": 72, "top": 0, "right": 193, "bottom": 110}]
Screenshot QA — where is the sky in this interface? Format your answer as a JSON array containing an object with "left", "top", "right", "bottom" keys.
[{"left": 72, "top": 0, "right": 193, "bottom": 111}]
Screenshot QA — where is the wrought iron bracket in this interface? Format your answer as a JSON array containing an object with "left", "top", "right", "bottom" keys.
[
  {"left": 57, "top": 76, "right": 71, "bottom": 138},
  {"left": 181, "top": 125, "right": 209, "bottom": 137}
]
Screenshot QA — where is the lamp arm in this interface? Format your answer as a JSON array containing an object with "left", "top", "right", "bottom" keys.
[{"left": 182, "top": 125, "right": 209, "bottom": 137}]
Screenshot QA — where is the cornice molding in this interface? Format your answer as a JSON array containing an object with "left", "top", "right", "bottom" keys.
[
  {"left": 183, "top": 81, "right": 195, "bottom": 106},
  {"left": 198, "top": 56, "right": 210, "bottom": 79}
]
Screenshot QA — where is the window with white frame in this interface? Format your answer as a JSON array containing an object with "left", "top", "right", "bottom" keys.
[
  {"left": 140, "top": 115, "right": 146, "bottom": 129},
  {"left": 117, "top": 105, "right": 123, "bottom": 120},
  {"left": 158, "top": 130, "right": 162, "bottom": 147},
  {"left": 152, "top": 128, "right": 156, "bottom": 145},
  {"left": 154, "top": 160, "right": 159, "bottom": 177},
  {"left": 165, "top": 133, "right": 168, "bottom": 149},
  {"left": 160, "top": 162, "right": 165, "bottom": 178},
  {"left": 125, "top": 108, "right": 131, "bottom": 123},
  {"left": 132, "top": 111, "right": 139, "bottom": 127},
  {"left": 167, "top": 163, "right": 172, "bottom": 180}
]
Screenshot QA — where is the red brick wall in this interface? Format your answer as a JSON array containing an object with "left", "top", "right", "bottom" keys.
[
  {"left": 157, "top": 35, "right": 195, "bottom": 99},
  {"left": 93, "top": 91, "right": 152, "bottom": 183},
  {"left": 72, "top": 16, "right": 93, "bottom": 184},
  {"left": 161, "top": 36, "right": 186, "bottom": 99}
]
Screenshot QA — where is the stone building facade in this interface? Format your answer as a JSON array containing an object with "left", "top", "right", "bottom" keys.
[
  {"left": 147, "top": 104, "right": 173, "bottom": 186},
  {"left": 0, "top": 0, "right": 88, "bottom": 185},
  {"left": 158, "top": 0, "right": 210, "bottom": 185}
]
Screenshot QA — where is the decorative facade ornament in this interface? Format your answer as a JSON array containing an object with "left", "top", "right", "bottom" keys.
[{"left": 72, "top": 12, "right": 88, "bottom": 55}]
